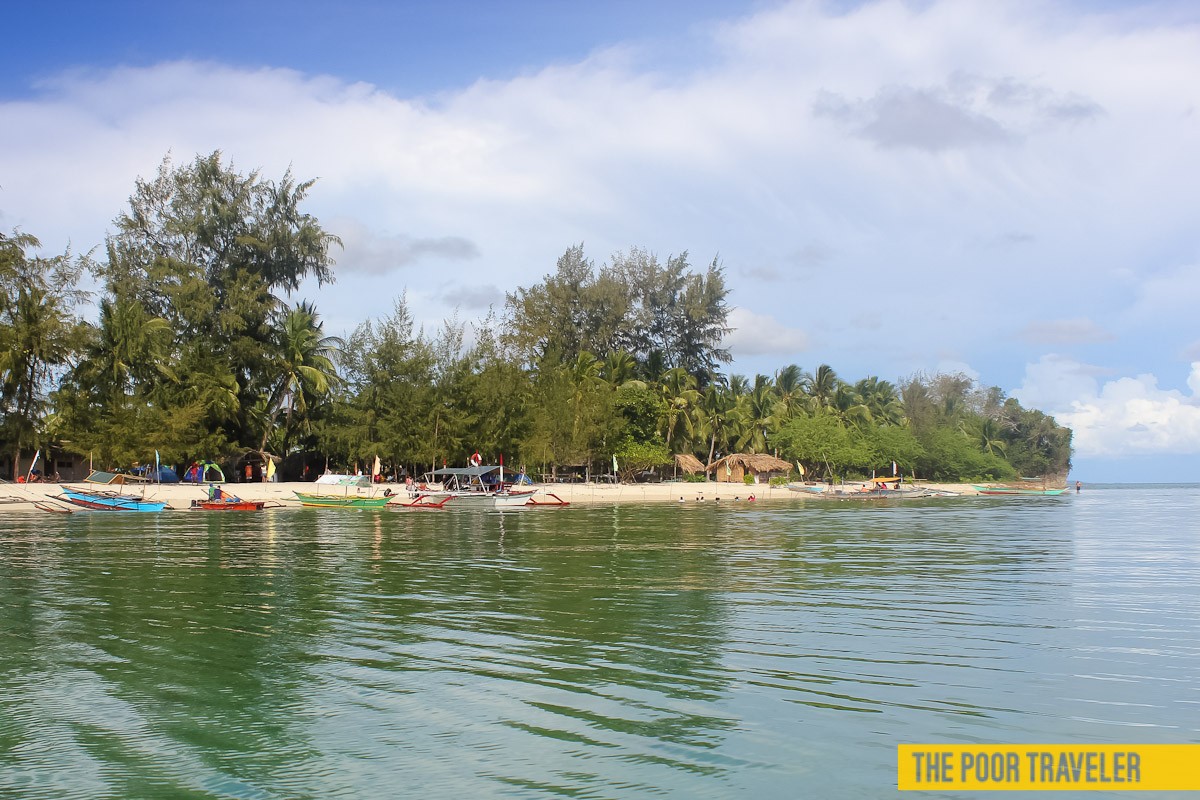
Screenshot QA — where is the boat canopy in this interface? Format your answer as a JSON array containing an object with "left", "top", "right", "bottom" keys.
[
  {"left": 428, "top": 465, "right": 502, "bottom": 478},
  {"left": 425, "top": 465, "right": 507, "bottom": 491},
  {"left": 315, "top": 473, "right": 373, "bottom": 487}
]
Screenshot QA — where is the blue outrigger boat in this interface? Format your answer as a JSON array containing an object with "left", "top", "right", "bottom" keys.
[{"left": 58, "top": 486, "right": 168, "bottom": 512}]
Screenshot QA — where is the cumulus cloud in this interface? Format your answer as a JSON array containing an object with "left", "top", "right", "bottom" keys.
[
  {"left": 1014, "top": 356, "right": 1200, "bottom": 457},
  {"left": 723, "top": 307, "right": 810, "bottom": 357}
]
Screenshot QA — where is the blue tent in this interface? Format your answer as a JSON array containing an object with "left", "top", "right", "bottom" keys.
[{"left": 148, "top": 465, "right": 180, "bottom": 483}]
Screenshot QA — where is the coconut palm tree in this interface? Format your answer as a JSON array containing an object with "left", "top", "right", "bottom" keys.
[
  {"left": 86, "top": 296, "right": 176, "bottom": 401},
  {"left": 259, "top": 301, "right": 343, "bottom": 454},
  {"left": 659, "top": 367, "right": 699, "bottom": 453},
  {"left": 832, "top": 383, "right": 872, "bottom": 429},
  {"left": 600, "top": 350, "right": 643, "bottom": 390},
  {"left": 732, "top": 374, "right": 777, "bottom": 453},
  {"left": 0, "top": 233, "right": 88, "bottom": 474},
  {"left": 807, "top": 363, "right": 840, "bottom": 412},
  {"left": 773, "top": 364, "right": 809, "bottom": 423},
  {"left": 854, "top": 376, "right": 904, "bottom": 427},
  {"left": 727, "top": 373, "right": 750, "bottom": 400},
  {"left": 691, "top": 377, "right": 737, "bottom": 470},
  {"left": 969, "top": 417, "right": 1007, "bottom": 457}
]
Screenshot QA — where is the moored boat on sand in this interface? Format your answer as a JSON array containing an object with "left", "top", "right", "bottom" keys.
[{"left": 58, "top": 487, "right": 168, "bottom": 512}]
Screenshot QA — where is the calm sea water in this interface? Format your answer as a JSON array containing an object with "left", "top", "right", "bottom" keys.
[{"left": 2, "top": 485, "right": 1198, "bottom": 798}]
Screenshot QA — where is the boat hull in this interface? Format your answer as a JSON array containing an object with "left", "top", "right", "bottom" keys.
[
  {"left": 59, "top": 488, "right": 167, "bottom": 512},
  {"left": 421, "top": 490, "right": 539, "bottom": 508},
  {"left": 973, "top": 485, "right": 1066, "bottom": 496},
  {"left": 191, "top": 499, "right": 267, "bottom": 511},
  {"left": 294, "top": 492, "right": 392, "bottom": 508}
]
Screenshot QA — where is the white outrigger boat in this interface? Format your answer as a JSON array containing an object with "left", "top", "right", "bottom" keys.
[{"left": 416, "top": 465, "right": 567, "bottom": 509}]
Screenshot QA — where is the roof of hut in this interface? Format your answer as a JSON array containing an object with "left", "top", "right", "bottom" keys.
[
  {"left": 674, "top": 453, "right": 706, "bottom": 474},
  {"left": 707, "top": 453, "right": 793, "bottom": 474}
]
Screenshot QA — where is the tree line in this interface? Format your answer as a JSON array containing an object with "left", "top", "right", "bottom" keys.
[{"left": 0, "top": 152, "right": 1072, "bottom": 482}]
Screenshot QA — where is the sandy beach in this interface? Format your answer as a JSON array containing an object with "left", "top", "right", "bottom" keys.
[{"left": 0, "top": 479, "right": 987, "bottom": 512}]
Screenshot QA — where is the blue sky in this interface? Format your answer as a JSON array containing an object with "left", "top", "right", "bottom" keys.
[{"left": 2, "top": 0, "right": 1199, "bottom": 481}]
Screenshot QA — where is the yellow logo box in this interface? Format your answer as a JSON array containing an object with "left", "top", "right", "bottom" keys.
[{"left": 898, "top": 744, "right": 1200, "bottom": 791}]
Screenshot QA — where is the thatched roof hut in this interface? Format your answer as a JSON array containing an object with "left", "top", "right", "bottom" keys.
[
  {"left": 674, "top": 453, "right": 706, "bottom": 474},
  {"left": 707, "top": 453, "right": 793, "bottom": 483}
]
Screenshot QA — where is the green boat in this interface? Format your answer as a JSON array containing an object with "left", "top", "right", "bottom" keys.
[
  {"left": 294, "top": 491, "right": 393, "bottom": 508},
  {"left": 972, "top": 485, "right": 1066, "bottom": 496}
]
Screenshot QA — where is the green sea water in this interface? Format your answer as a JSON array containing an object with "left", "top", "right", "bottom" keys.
[{"left": 2, "top": 487, "right": 1198, "bottom": 798}]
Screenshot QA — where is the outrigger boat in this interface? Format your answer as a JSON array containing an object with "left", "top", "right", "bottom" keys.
[
  {"left": 294, "top": 492, "right": 394, "bottom": 509},
  {"left": 972, "top": 485, "right": 1066, "bottom": 496},
  {"left": 294, "top": 473, "right": 395, "bottom": 508},
  {"left": 791, "top": 476, "right": 934, "bottom": 500},
  {"left": 57, "top": 486, "right": 168, "bottom": 512},
  {"left": 192, "top": 498, "right": 268, "bottom": 511},
  {"left": 190, "top": 485, "right": 275, "bottom": 511},
  {"left": 419, "top": 465, "right": 567, "bottom": 508}
]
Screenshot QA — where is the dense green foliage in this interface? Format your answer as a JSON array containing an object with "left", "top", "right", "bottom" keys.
[{"left": 0, "top": 152, "right": 1072, "bottom": 482}]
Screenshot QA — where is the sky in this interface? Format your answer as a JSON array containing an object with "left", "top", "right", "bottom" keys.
[{"left": 2, "top": 0, "right": 1199, "bottom": 482}]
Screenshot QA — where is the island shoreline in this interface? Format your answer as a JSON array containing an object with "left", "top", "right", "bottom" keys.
[{"left": 1, "top": 480, "right": 994, "bottom": 512}]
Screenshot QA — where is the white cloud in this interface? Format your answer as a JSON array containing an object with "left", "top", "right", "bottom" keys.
[
  {"left": 1014, "top": 356, "right": 1200, "bottom": 457},
  {"left": 1, "top": 0, "right": 1199, "bottom": 406},
  {"left": 724, "top": 307, "right": 810, "bottom": 357}
]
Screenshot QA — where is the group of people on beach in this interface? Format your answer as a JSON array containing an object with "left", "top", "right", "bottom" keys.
[{"left": 679, "top": 494, "right": 755, "bottom": 503}]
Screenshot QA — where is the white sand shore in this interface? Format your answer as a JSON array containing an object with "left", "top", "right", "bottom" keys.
[{"left": 0, "top": 479, "right": 984, "bottom": 512}]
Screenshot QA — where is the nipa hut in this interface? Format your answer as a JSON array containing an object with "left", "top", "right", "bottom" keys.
[
  {"left": 707, "top": 453, "right": 793, "bottom": 484},
  {"left": 674, "top": 453, "right": 706, "bottom": 476}
]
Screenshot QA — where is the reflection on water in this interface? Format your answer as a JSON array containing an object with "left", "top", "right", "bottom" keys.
[{"left": 2, "top": 488, "right": 1198, "bottom": 798}]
